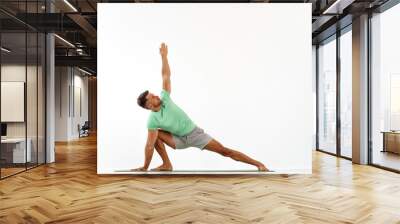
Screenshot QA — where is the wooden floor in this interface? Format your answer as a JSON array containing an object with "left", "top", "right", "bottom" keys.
[
  {"left": 373, "top": 150, "right": 400, "bottom": 171},
  {"left": 1, "top": 167, "right": 26, "bottom": 178},
  {"left": 1, "top": 163, "right": 44, "bottom": 178},
  {"left": 1, "top": 135, "right": 400, "bottom": 223}
]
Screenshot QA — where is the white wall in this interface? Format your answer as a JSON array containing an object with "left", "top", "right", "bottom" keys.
[
  {"left": 55, "top": 67, "right": 89, "bottom": 141},
  {"left": 1, "top": 65, "right": 39, "bottom": 138},
  {"left": 98, "top": 3, "right": 312, "bottom": 174},
  {"left": 55, "top": 67, "right": 69, "bottom": 141},
  {"left": 74, "top": 73, "right": 89, "bottom": 135}
]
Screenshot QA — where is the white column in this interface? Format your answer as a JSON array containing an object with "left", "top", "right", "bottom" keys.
[
  {"left": 46, "top": 1, "right": 55, "bottom": 163},
  {"left": 352, "top": 14, "right": 369, "bottom": 164}
]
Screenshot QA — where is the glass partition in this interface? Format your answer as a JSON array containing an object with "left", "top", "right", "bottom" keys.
[
  {"left": 27, "top": 31, "right": 38, "bottom": 169},
  {"left": 38, "top": 32, "right": 45, "bottom": 165},
  {"left": 1, "top": 31, "right": 28, "bottom": 177},
  {"left": 0, "top": 1, "right": 46, "bottom": 179},
  {"left": 317, "top": 36, "right": 337, "bottom": 154}
]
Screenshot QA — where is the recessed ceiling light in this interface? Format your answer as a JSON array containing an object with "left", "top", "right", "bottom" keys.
[
  {"left": 78, "top": 67, "right": 93, "bottom": 76},
  {"left": 322, "top": 0, "right": 354, "bottom": 14},
  {"left": 54, "top": 34, "right": 75, "bottom": 48},
  {"left": 63, "top": 0, "right": 78, "bottom": 12},
  {"left": 1, "top": 47, "right": 11, "bottom": 53}
]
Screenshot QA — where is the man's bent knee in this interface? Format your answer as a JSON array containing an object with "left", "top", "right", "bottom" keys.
[
  {"left": 155, "top": 138, "right": 164, "bottom": 146},
  {"left": 156, "top": 131, "right": 176, "bottom": 149}
]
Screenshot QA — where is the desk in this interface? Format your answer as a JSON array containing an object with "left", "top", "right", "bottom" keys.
[
  {"left": 1, "top": 138, "right": 31, "bottom": 163},
  {"left": 381, "top": 131, "right": 400, "bottom": 154}
]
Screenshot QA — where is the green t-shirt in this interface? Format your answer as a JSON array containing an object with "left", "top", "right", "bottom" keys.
[{"left": 147, "top": 90, "right": 196, "bottom": 136}]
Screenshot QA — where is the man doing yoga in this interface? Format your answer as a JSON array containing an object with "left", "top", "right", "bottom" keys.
[{"left": 131, "top": 43, "right": 268, "bottom": 172}]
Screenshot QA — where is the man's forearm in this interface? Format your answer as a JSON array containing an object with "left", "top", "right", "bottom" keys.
[
  {"left": 143, "top": 145, "right": 155, "bottom": 169},
  {"left": 161, "top": 55, "right": 170, "bottom": 77}
]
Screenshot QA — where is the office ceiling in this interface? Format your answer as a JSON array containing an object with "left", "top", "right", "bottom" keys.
[{"left": 0, "top": 0, "right": 393, "bottom": 75}]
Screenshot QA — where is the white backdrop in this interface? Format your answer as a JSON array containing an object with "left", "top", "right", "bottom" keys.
[{"left": 98, "top": 3, "right": 312, "bottom": 174}]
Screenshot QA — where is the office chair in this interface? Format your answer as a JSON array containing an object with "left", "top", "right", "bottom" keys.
[{"left": 79, "top": 121, "right": 90, "bottom": 138}]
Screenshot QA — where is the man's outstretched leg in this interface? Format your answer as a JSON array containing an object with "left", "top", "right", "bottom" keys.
[
  {"left": 203, "top": 139, "right": 269, "bottom": 171},
  {"left": 151, "top": 130, "right": 177, "bottom": 171}
]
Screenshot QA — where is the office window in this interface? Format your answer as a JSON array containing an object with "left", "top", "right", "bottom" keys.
[
  {"left": 318, "top": 36, "right": 337, "bottom": 154},
  {"left": 340, "top": 28, "right": 352, "bottom": 158},
  {"left": 371, "top": 3, "right": 400, "bottom": 171},
  {"left": 313, "top": 45, "right": 317, "bottom": 149}
]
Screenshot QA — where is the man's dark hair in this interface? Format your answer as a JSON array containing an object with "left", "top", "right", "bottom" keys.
[{"left": 137, "top": 90, "right": 149, "bottom": 109}]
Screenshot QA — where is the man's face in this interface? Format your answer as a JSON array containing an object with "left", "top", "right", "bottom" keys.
[{"left": 145, "top": 92, "right": 161, "bottom": 110}]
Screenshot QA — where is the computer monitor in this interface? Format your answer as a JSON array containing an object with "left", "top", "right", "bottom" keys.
[{"left": 1, "top": 123, "right": 7, "bottom": 137}]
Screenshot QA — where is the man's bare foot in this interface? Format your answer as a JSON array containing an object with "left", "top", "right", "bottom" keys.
[
  {"left": 130, "top": 166, "right": 147, "bottom": 171},
  {"left": 257, "top": 164, "right": 269, "bottom": 172},
  {"left": 150, "top": 164, "right": 173, "bottom": 171}
]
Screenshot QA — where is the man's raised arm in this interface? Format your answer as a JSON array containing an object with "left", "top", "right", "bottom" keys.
[{"left": 160, "top": 43, "right": 171, "bottom": 93}]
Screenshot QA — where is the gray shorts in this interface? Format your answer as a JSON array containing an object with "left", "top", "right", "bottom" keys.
[{"left": 172, "top": 126, "right": 213, "bottom": 150}]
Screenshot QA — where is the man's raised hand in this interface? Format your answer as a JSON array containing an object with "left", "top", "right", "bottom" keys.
[{"left": 160, "top": 42, "right": 168, "bottom": 57}]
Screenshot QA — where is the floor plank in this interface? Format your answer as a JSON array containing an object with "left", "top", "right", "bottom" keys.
[{"left": 1, "top": 134, "right": 400, "bottom": 223}]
